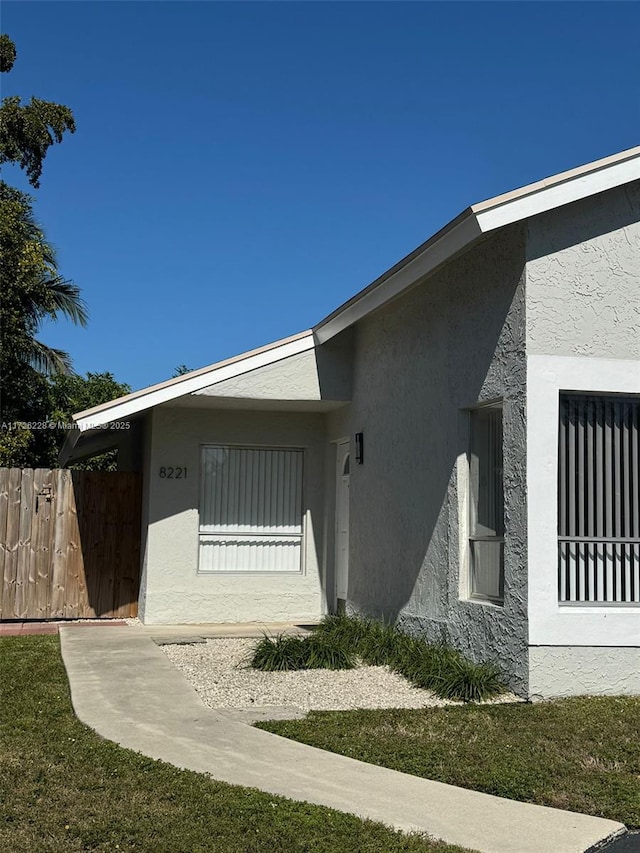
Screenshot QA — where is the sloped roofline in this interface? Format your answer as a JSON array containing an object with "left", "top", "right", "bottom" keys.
[
  {"left": 66, "top": 145, "right": 640, "bottom": 438},
  {"left": 314, "top": 145, "right": 640, "bottom": 343},
  {"left": 71, "top": 330, "right": 315, "bottom": 431}
]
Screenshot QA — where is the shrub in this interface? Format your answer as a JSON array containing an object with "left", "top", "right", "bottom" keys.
[
  {"left": 431, "top": 658, "right": 504, "bottom": 703},
  {"left": 250, "top": 632, "right": 355, "bottom": 672},
  {"left": 388, "top": 637, "right": 504, "bottom": 702},
  {"left": 304, "top": 633, "right": 356, "bottom": 670},
  {"left": 312, "top": 614, "right": 372, "bottom": 649},
  {"left": 249, "top": 616, "right": 506, "bottom": 702},
  {"left": 250, "top": 634, "right": 307, "bottom": 671},
  {"left": 357, "top": 621, "right": 404, "bottom": 665}
]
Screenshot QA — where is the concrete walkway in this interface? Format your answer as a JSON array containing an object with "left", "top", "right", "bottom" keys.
[
  {"left": 59, "top": 625, "right": 625, "bottom": 853},
  {"left": 136, "top": 620, "right": 318, "bottom": 645},
  {"left": 0, "top": 619, "right": 128, "bottom": 636}
]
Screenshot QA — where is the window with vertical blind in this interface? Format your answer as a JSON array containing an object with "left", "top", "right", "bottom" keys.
[
  {"left": 558, "top": 394, "right": 640, "bottom": 604},
  {"left": 468, "top": 404, "right": 505, "bottom": 602},
  {"left": 199, "top": 446, "right": 304, "bottom": 573}
]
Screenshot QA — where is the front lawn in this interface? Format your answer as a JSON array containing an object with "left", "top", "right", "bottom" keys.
[
  {"left": 258, "top": 698, "right": 640, "bottom": 828},
  {"left": 0, "top": 636, "right": 470, "bottom": 853}
]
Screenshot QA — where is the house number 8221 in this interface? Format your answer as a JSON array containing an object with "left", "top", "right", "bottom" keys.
[{"left": 159, "top": 467, "right": 187, "bottom": 479}]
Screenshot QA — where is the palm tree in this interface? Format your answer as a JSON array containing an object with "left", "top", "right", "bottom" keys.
[{"left": 0, "top": 180, "right": 88, "bottom": 377}]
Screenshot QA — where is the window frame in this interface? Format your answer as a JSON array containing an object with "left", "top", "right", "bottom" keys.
[
  {"left": 197, "top": 443, "right": 306, "bottom": 575},
  {"left": 467, "top": 401, "right": 505, "bottom": 605},
  {"left": 557, "top": 392, "right": 640, "bottom": 605}
]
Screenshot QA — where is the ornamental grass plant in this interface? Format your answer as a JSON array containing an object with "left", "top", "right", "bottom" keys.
[{"left": 250, "top": 615, "right": 504, "bottom": 702}]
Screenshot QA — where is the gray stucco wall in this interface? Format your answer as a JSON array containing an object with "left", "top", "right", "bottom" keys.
[
  {"left": 330, "top": 225, "right": 529, "bottom": 694},
  {"left": 526, "top": 181, "right": 640, "bottom": 358},
  {"left": 141, "top": 406, "right": 327, "bottom": 624}
]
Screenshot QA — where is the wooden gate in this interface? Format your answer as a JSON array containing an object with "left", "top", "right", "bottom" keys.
[{"left": 0, "top": 469, "right": 142, "bottom": 620}]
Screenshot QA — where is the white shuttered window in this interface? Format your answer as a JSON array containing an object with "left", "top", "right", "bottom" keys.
[
  {"left": 199, "top": 446, "right": 304, "bottom": 573},
  {"left": 558, "top": 394, "right": 640, "bottom": 603}
]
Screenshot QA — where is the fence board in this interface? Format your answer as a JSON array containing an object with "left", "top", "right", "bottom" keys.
[
  {"left": 101, "top": 473, "right": 118, "bottom": 618},
  {"left": 91, "top": 472, "right": 112, "bottom": 617},
  {"left": 50, "top": 470, "right": 69, "bottom": 618},
  {"left": 2, "top": 469, "right": 22, "bottom": 619},
  {"left": 14, "top": 469, "right": 35, "bottom": 618},
  {"left": 112, "top": 472, "right": 142, "bottom": 618},
  {"left": 0, "top": 469, "right": 9, "bottom": 619},
  {"left": 0, "top": 468, "right": 141, "bottom": 620},
  {"left": 64, "top": 471, "right": 86, "bottom": 619},
  {"left": 33, "top": 469, "right": 55, "bottom": 619},
  {"left": 67, "top": 469, "right": 85, "bottom": 616}
]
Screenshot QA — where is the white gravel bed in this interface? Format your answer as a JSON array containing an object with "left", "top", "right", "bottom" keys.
[{"left": 162, "top": 638, "right": 515, "bottom": 712}]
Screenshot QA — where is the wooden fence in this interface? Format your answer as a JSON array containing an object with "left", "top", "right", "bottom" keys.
[{"left": 0, "top": 468, "right": 142, "bottom": 620}]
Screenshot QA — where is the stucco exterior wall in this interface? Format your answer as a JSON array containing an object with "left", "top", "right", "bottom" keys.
[
  {"left": 192, "top": 335, "right": 353, "bottom": 403},
  {"left": 529, "top": 646, "right": 640, "bottom": 698},
  {"left": 194, "top": 349, "right": 323, "bottom": 400},
  {"left": 526, "top": 355, "right": 640, "bottom": 649},
  {"left": 526, "top": 181, "right": 640, "bottom": 359},
  {"left": 331, "top": 224, "right": 529, "bottom": 694},
  {"left": 140, "top": 406, "right": 326, "bottom": 624},
  {"left": 525, "top": 183, "right": 640, "bottom": 669}
]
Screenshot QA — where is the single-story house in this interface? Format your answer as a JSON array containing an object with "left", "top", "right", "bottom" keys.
[{"left": 61, "top": 146, "right": 640, "bottom": 699}]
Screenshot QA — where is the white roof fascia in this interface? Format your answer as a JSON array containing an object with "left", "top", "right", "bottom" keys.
[
  {"left": 74, "top": 331, "right": 315, "bottom": 431},
  {"left": 315, "top": 212, "right": 482, "bottom": 344},
  {"left": 315, "top": 146, "right": 640, "bottom": 344},
  {"left": 69, "top": 146, "right": 640, "bottom": 429},
  {"left": 473, "top": 152, "right": 640, "bottom": 233}
]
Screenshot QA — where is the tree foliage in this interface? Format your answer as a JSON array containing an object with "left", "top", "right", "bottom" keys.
[
  {"left": 47, "top": 372, "right": 132, "bottom": 471},
  {"left": 0, "top": 35, "right": 124, "bottom": 470},
  {"left": 47, "top": 372, "right": 131, "bottom": 424},
  {"left": 0, "top": 372, "right": 131, "bottom": 470},
  {"left": 0, "top": 181, "right": 88, "bottom": 377},
  {"left": 1, "top": 34, "right": 87, "bottom": 445},
  {"left": 0, "top": 36, "right": 75, "bottom": 188},
  {"left": 173, "top": 364, "right": 192, "bottom": 376},
  {"left": 1, "top": 34, "right": 84, "bottom": 396},
  {"left": 0, "top": 33, "right": 17, "bottom": 72},
  {"left": 0, "top": 181, "right": 92, "bottom": 465}
]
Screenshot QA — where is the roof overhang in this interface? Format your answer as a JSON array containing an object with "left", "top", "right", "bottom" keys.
[
  {"left": 314, "top": 145, "right": 640, "bottom": 344},
  {"left": 59, "top": 424, "right": 118, "bottom": 467},
  {"left": 62, "top": 145, "right": 640, "bottom": 460},
  {"left": 68, "top": 331, "right": 316, "bottom": 435}
]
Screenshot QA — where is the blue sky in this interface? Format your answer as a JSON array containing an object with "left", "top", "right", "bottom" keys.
[{"left": 3, "top": 1, "right": 639, "bottom": 391}]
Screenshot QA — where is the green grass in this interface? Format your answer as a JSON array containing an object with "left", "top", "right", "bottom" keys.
[
  {"left": 258, "top": 698, "right": 640, "bottom": 828},
  {"left": 0, "top": 635, "right": 471, "bottom": 853},
  {"left": 250, "top": 616, "right": 504, "bottom": 703}
]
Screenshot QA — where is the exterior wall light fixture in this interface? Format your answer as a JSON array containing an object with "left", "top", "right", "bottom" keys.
[{"left": 355, "top": 432, "right": 364, "bottom": 465}]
